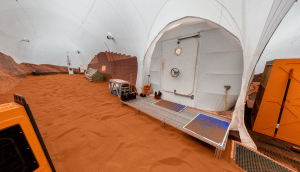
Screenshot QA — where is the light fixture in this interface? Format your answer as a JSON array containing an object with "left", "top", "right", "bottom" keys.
[
  {"left": 22, "top": 38, "right": 29, "bottom": 42},
  {"left": 107, "top": 32, "right": 114, "bottom": 40}
]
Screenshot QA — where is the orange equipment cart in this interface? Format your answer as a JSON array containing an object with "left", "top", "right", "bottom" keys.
[
  {"left": 252, "top": 59, "right": 300, "bottom": 146},
  {"left": 0, "top": 94, "right": 56, "bottom": 172}
]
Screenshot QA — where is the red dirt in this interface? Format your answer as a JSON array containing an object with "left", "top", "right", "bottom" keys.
[
  {"left": 246, "top": 82, "right": 260, "bottom": 101},
  {"left": 0, "top": 74, "right": 243, "bottom": 172},
  {"left": 0, "top": 52, "right": 79, "bottom": 93}
]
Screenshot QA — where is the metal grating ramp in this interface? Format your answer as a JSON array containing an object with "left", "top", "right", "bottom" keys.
[
  {"left": 232, "top": 141, "right": 295, "bottom": 172},
  {"left": 258, "top": 147, "right": 300, "bottom": 171},
  {"left": 121, "top": 96, "right": 231, "bottom": 157}
]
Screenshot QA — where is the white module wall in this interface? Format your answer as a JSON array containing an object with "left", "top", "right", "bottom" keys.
[
  {"left": 195, "top": 28, "right": 243, "bottom": 111},
  {"left": 161, "top": 37, "right": 198, "bottom": 95},
  {"left": 149, "top": 21, "right": 243, "bottom": 111}
]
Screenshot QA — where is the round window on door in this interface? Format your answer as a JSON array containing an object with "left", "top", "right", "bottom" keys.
[{"left": 174, "top": 47, "right": 182, "bottom": 56}]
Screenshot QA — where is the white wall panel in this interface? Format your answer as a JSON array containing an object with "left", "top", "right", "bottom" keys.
[{"left": 195, "top": 27, "right": 243, "bottom": 111}]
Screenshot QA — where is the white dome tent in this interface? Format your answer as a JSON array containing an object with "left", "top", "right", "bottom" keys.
[
  {"left": 256, "top": 1, "right": 300, "bottom": 74},
  {"left": 0, "top": 0, "right": 296, "bottom": 149}
]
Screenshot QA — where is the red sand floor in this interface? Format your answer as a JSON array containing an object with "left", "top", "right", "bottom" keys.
[{"left": 0, "top": 74, "right": 243, "bottom": 172}]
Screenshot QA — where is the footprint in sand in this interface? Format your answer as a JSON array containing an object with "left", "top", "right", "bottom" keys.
[
  {"left": 88, "top": 130, "right": 106, "bottom": 138},
  {"left": 100, "top": 115, "right": 114, "bottom": 121},
  {"left": 45, "top": 122, "right": 53, "bottom": 126},
  {"left": 101, "top": 102, "right": 113, "bottom": 106},
  {"left": 56, "top": 127, "right": 78, "bottom": 140},
  {"left": 148, "top": 157, "right": 195, "bottom": 172}
]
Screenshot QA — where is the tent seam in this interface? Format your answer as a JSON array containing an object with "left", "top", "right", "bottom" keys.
[
  {"left": 130, "top": 0, "right": 149, "bottom": 34},
  {"left": 219, "top": 6, "right": 223, "bottom": 25},
  {"left": 215, "top": 0, "right": 243, "bottom": 43},
  {"left": 47, "top": 0, "right": 115, "bottom": 41},
  {"left": 102, "top": 0, "right": 138, "bottom": 55},
  {"left": 144, "top": 0, "right": 170, "bottom": 56},
  {"left": 16, "top": 1, "right": 39, "bottom": 38},
  {"left": 284, "top": 28, "right": 300, "bottom": 58},
  {"left": 70, "top": 0, "right": 97, "bottom": 41}
]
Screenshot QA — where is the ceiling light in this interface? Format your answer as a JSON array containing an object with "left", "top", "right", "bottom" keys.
[
  {"left": 107, "top": 32, "right": 114, "bottom": 40},
  {"left": 22, "top": 38, "right": 29, "bottom": 42}
]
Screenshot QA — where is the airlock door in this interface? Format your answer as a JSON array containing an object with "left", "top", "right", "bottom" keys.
[{"left": 161, "top": 38, "right": 198, "bottom": 95}]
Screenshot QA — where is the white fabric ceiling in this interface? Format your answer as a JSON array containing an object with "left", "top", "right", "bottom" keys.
[
  {"left": 0, "top": 0, "right": 296, "bottom": 149},
  {"left": 256, "top": 2, "right": 300, "bottom": 74}
]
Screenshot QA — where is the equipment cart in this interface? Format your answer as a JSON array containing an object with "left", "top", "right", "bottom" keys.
[{"left": 109, "top": 79, "right": 131, "bottom": 98}]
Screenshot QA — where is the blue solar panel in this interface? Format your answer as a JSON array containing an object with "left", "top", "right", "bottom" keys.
[
  {"left": 184, "top": 113, "right": 230, "bottom": 144},
  {"left": 195, "top": 114, "right": 230, "bottom": 130}
]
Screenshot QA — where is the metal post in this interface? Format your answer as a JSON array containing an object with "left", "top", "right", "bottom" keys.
[
  {"left": 136, "top": 110, "right": 140, "bottom": 114},
  {"left": 161, "top": 121, "right": 165, "bottom": 128},
  {"left": 215, "top": 147, "right": 222, "bottom": 159}
]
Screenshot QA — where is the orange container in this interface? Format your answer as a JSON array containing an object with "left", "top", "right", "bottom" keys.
[
  {"left": 143, "top": 85, "right": 151, "bottom": 95},
  {"left": 0, "top": 102, "right": 53, "bottom": 171},
  {"left": 253, "top": 58, "right": 300, "bottom": 146}
]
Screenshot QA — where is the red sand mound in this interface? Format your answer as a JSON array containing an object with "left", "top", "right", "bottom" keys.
[
  {"left": 247, "top": 82, "right": 260, "bottom": 99},
  {"left": 0, "top": 75, "right": 243, "bottom": 172},
  {"left": 0, "top": 52, "right": 79, "bottom": 93}
]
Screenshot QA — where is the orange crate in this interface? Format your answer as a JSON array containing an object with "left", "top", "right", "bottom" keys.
[
  {"left": 253, "top": 58, "right": 300, "bottom": 146},
  {"left": 143, "top": 85, "right": 151, "bottom": 95}
]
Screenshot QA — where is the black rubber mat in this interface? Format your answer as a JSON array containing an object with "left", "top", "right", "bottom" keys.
[{"left": 233, "top": 142, "right": 293, "bottom": 172}]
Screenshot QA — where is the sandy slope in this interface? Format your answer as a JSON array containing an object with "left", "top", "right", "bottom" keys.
[
  {"left": 0, "top": 75, "right": 244, "bottom": 172},
  {"left": 0, "top": 52, "right": 79, "bottom": 93}
]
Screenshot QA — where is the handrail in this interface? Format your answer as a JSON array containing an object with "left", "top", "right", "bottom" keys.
[{"left": 174, "top": 92, "right": 194, "bottom": 99}]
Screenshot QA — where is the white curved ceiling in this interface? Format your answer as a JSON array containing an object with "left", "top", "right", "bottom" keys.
[{"left": 0, "top": 0, "right": 250, "bottom": 69}]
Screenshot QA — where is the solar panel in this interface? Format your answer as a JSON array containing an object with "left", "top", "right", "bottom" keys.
[{"left": 184, "top": 113, "right": 230, "bottom": 145}]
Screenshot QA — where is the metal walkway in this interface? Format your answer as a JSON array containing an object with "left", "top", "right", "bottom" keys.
[
  {"left": 232, "top": 141, "right": 295, "bottom": 172},
  {"left": 121, "top": 96, "right": 231, "bottom": 158}
]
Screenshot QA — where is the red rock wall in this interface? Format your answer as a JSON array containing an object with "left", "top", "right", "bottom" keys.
[
  {"left": 19, "top": 63, "right": 79, "bottom": 74},
  {"left": 0, "top": 53, "right": 26, "bottom": 93},
  {"left": 88, "top": 52, "right": 138, "bottom": 86},
  {"left": 113, "top": 58, "right": 138, "bottom": 85}
]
